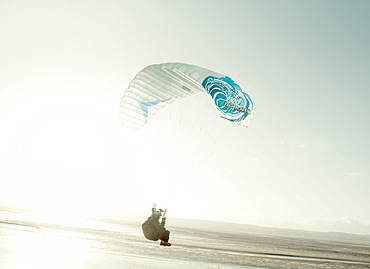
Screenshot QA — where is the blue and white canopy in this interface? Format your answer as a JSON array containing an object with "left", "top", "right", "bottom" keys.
[{"left": 119, "top": 63, "right": 254, "bottom": 129}]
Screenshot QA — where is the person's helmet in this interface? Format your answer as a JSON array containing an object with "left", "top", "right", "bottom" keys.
[{"left": 154, "top": 211, "right": 162, "bottom": 216}]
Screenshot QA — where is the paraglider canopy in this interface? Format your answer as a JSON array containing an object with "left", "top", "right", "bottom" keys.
[{"left": 119, "top": 62, "right": 254, "bottom": 129}]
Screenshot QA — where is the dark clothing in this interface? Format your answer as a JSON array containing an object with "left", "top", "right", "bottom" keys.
[{"left": 142, "top": 214, "right": 170, "bottom": 242}]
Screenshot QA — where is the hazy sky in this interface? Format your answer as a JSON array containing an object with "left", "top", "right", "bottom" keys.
[{"left": 1, "top": 0, "right": 369, "bottom": 234}]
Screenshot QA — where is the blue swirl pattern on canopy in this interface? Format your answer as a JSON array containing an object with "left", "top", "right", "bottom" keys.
[{"left": 202, "top": 76, "right": 254, "bottom": 123}]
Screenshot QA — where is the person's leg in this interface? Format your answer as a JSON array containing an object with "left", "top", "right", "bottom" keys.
[
  {"left": 159, "top": 230, "right": 171, "bottom": 246},
  {"left": 160, "top": 229, "right": 170, "bottom": 242}
]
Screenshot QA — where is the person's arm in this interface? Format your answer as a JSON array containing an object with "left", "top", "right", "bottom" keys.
[{"left": 160, "top": 217, "right": 166, "bottom": 227}]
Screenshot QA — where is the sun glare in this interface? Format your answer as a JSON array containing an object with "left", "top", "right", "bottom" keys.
[{"left": 2, "top": 82, "right": 240, "bottom": 218}]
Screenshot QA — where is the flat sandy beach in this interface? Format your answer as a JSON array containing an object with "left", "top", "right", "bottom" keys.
[{"left": 1, "top": 208, "right": 369, "bottom": 269}]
